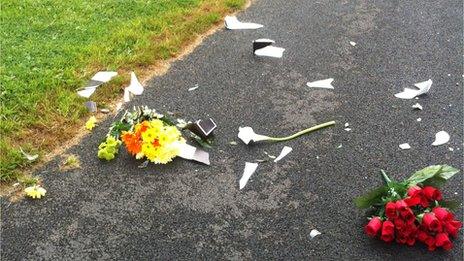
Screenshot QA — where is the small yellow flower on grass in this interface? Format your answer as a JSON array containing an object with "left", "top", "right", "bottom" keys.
[
  {"left": 85, "top": 116, "right": 97, "bottom": 130},
  {"left": 24, "top": 185, "right": 47, "bottom": 199}
]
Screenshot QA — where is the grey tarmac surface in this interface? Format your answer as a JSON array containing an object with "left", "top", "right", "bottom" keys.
[{"left": 2, "top": 0, "right": 463, "bottom": 260}]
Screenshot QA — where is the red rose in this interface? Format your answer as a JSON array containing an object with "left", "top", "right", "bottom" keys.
[
  {"left": 395, "top": 200, "right": 408, "bottom": 211},
  {"left": 365, "top": 217, "right": 382, "bottom": 237},
  {"left": 420, "top": 197, "right": 430, "bottom": 208},
  {"left": 425, "top": 236, "right": 436, "bottom": 251},
  {"left": 417, "top": 230, "right": 428, "bottom": 242},
  {"left": 396, "top": 233, "right": 407, "bottom": 244},
  {"left": 422, "top": 213, "right": 440, "bottom": 232},
  {"left": 404, "top": 196, "right": 421, "bottom": 207},
  {"left": 385, "top": 202, "right": 397, "bottom": 219},
  {"left": 407, "top": 185, "right": 422, "bottom": 197},
  {"left": 394, "top": 218, "right": 405, "bottom": 229},
  {"left": 432, "top": 207, "right": 453, "bottom": 221},
  {"left": 435, "top": 233, "right": 453, "bottom": 250},
  {"left": 423, "top": 186, "right": 442, "bottom": 201},
  {"left": 380, "top": 220, "right": 395, "bottom": 242},
  {"left": 444, "top": 220, "right": 462, "bottom": 238},
  {"left": 406, "top": 236, "right": 416, "bottom": 246},
  {"left": 400, "top": 208, "right": 416, "bottom": 224}
]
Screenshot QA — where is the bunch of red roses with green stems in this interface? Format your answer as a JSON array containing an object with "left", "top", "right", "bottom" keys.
[{"left": 356, "top": 165, "right": 462, "bottom": 251}]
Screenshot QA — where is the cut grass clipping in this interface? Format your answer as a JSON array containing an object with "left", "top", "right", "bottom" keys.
[{"left": 0, "top": 0, "right": 246, "bottom": 183}]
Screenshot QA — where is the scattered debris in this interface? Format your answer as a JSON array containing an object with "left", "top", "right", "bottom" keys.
[
  {"left": 264, "top": 151, "right": 276, "bottom": 159},
  {"left": 229, "top": 141, "right": 238, "bottom": 145},
  {"left": 138, "top": 160, "right": 149, "bottom": 169},
  {"left": 177, "top": 143, "right": 210, "bottom": 165},
  {"left": 85, "top": 116, "right": 97, "bottom": 130},
  {"left": 115, "top": 102, "right": 124, "bottom": 112},
  {"left": 253, "top": 39, "right": 285, "bottom": 58},
  {"left": 12, "top": 182, "right": 20, "bottom": 187},
  {"left": 188, "top": 84, "right": 199, "bottom": 91},
  {"left": 412, "top": 103, "right": 423, "bottom": 110},
  {"left": 344, "top": 128, "right": 351, "bottom": 131},
  {"left": 417, "top": 118, "right": 422, "bottom": 122},
  {"left": 309, "top": 229, "right": 321, "bottom": 239},
  {"left": 20, "top": 148, "right": 38, "bottom": 162},
  {"left": 306, "top": 78, "right": 334, "bottom": 89},
  {"left": 255, "top": 159, "right": 268, "bottom": 163},
  {"left": 337, "top": 144, "right": 343, "bottom": 149},
  {"left": 124, "top": 72, "right": 144, "bottom": 102},
  {"left": 77, "top": 71, "right": 118, "bottom": 98},
  {"left": 449, "top": 147, "right": 454, "bottom": 152},
  {"left": 274, "top": 146, "right": 293, "bottom": 163},
  {"left": 100, "top": 108, "right": 110, "bottom": 114},
  {"left": 394, "top": 79, "right": 432, "bottom": 99},
  {"left": 238, "top": 127, "right": 271, "bottom": 144},
  {"left": 431, "top": 131, "right": 450, "bottom": 146},
  {"left": 85, "top": 101, "right": 97, "bottom": 112},
  {"left": 399, "top": 143, "right": 411, "bottom": 150},
  {"left": 239, "top": 162, "right": 258, "bottom": 189},
  {"left": 349, "top": 41, "right": 357, "bottom": 46},
  {"left": 344, "top": 123, "right": 349, "bottom": 127},
  {"left": 225, "top": 16, "right": 263, "bottom": 30}
]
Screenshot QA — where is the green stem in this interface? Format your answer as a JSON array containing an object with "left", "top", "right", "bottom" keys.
[
  {"left": 267, "top": 121, "right": 336, "bottom": 142},
  {"left": 381, "top": 170, "right": 392, "bottom": 184}
]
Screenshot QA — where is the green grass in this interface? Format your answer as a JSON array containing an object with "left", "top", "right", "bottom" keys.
[{"left": 0, "top": 0, "right": 246, "bottom": 183}]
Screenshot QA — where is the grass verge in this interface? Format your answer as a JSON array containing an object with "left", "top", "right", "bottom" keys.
[{"left": 0, "top": 0, "right": 247, "bottom": 186}]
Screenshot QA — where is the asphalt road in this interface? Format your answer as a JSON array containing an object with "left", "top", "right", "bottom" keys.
[{"left": 2, "top": 0, "right": 463, "bottom": 259}]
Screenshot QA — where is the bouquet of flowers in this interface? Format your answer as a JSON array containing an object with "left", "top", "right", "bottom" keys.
[
  {"left": 97, "top": 106, "right": 213, "bottom": 165},
  {"left": 355, "top": 165, "right": 462, "bottom": 251}
]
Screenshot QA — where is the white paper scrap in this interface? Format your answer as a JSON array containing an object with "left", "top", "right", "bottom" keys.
[
  {"left": 225, "top": 16, "right": 263, "bottom": 30},
  {"left": 399, "top": 143, "right": 411, "bottom": 150},
  {"left": 274, "top": 146, "right": 292, "bottom": 163},
  {"left": 310, "top": 229, "right": 321, "bottom": 239},
  {"left": 77, "top": 71, "right": 118, "bottom": 98},
  {"left": 20, "top": 148, "right": 38, "bottom": 161},
  {"left": 91, "top": 71, "right": 118, "bottom": 83},
  {"left": 349, "top": 41, "right": 357, "bottom": 46},
  {"left": 77, "top": 87, "right": 97, "bottom": 98},
  {"left": 123, "top": 88, "right": 131, "bottom": 102},
  {"left": 239, "top": 162, "right": 258, "bottom": 189},
  {"left": 412, "top": 103, "right": 423, "bottom": 110},
  {"left": 395, "top": 79, "right": 432, "bottom": 99},
  {"left": 306, "top": 78, "right": 334, "bottom": 89},
  {"left": 431, "top": 131, "right": 450, "bottom": 146},
  {"left": 125, "top": 72, "right": 144, "bottom": 95},
  {"left": 177, "top": 143, "right": 210, "bottom": 165},
  {"left": 254, "top": 46, "right": 285, "bottom": 58}
]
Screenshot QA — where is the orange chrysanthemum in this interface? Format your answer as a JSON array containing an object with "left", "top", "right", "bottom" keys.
[{"left": 121, "top": 131, "right": 142, "bottom": 155}]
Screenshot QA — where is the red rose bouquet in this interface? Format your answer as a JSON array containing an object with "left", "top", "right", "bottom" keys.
[{"left": 356, "top": 165, "right": 462, "bottom": 251}]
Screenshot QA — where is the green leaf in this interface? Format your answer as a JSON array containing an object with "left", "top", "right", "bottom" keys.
[
  {"left": 407, "top": 165, "right": 460, "bottom": 187},
  {"left": 354, "top": 186, "right": 388, "bottom": 209}
]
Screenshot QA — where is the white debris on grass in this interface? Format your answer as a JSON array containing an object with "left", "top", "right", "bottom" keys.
[
  {"left": 77, "top": 71, "right": 118, "bottom": 98},
  {"left": 20, "top": 148, "right": 38, "bottom": 161}
]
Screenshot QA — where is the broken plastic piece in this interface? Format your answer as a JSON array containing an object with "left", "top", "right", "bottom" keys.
[
  {"left": 412, "top": 103, "right": 423, "bottom": 110},
  {"left": 177, "top": 143, "right": 210, "bottom": 165},
  {"left": 225, "top": 16, "right": 263, "bottom": 30},
  {"left": 274, "top": 146, "right": 292, "bottom": 163},
  {"left": 239, "top": 162, "right": 258, "bottom": 189},
  {"left": 306, "top": 78, "right": 334, "bottom": 89},
  {"left": 85, "top": 101, "right": 97, "bottom": 112},
  {"left": 395, "top": 79, "right": 432, "bottom": 99},
  {"left": 431, "top": 131, "right": 450, "bottom": 146},
  {"left": 310, "top": 229, "right": 321, "bottom": 239},
  {"left": 188, "top": 84, "right": 199, "bottom": 91},
  {"left": 77, "top": 71, "right": 118, "bottom": 98},
  {"left": 20, "top": 148, "right": 38, "bottom": 161},
  {"left": 399, "top": 143, "right": 411, "bottom": 150},
  {"left": 253, "top": 39, "right": 284, "bottom": 58}
]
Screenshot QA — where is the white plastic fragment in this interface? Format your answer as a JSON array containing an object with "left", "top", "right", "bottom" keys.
[
  {"left": 77, "top": 71, "right": 118, "bottom": 98},
  {"left": 412, "top": 103, "right": 423, "bottom": 110},
  {"left": 176, "top": 143, "right": 210, "bottom": 165},
  {"left": 238, "top": 127, "right": 270, "bottom": 144},
  {"left": 274, "top": 146, "right": 292, "bottom": 163},
  {"left": 349, "top": 41, "right": 357, "bottom": 46},
  {"left": 20, "top": 148, "right": 38, "bottom": 161},
  {"left": 431, "top": 131, "right": 450, "bottom": 146},
  {"left": 395, "top": 79, "right": 432, "bottom": 99},
  {"left": 224, "top": 16, "right": 263, "bottom": 30},
  {"left": 417, "top": 118, "right": 422, "bottom": 122},
  {"left": 309, "top": 229, "right": 321, "bottom": 239},
  {"left": 306, "top": 78, "right": 334, "bottom": 89},
  {"left": 399, "top": 143, "right": 411, "bottom": 150},
  {"left": 239, "top": 162, "right": 259, "bottom": 189},
  {"left": 188, "top": 84, "right": 199, "bottom": 91},
  {"left": 254, "top": 46, "right": 285, "bottom": 58}
]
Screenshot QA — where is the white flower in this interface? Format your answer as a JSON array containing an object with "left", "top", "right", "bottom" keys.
[{"left": 237, "top": 127, "right": 270, "bottom": 144}]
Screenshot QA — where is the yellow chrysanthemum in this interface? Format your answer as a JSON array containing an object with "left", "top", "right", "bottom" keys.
[
  {"left": 24, "top": 185, "right": 47, "bottom": 199},
  {"left": 141, "top": 128, "right": 158, "bottom": 143},
  {"left": 85, "top": 116, "right": 97, "bottom": 130},
  {"left": 158, "top": 126, "right": 182, "bottom": 145},
  {"left": 148, "top": 119, "right": 163, "bottom": 132}
]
